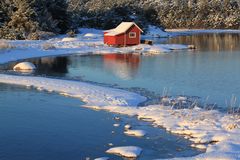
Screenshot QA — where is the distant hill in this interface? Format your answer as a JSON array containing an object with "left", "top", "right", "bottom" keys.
[{"left": 69, "top": 0, "right": 239, "bottom": 30}]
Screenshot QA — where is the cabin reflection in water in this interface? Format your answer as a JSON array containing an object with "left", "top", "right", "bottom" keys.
[{"left": 103, "top": 53, "right": 140, "bottom": 80}]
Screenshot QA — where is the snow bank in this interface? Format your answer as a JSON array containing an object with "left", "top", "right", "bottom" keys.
[
  {"left": 79, "top": 28, "right": 104, "bottom": 35},
  {"left": 83, "top": 33, "right": 102, "bottom": 39},
  {"left": 144, "top": 25, "right": 171, "bottom": 38},
  {"left": 61, "top": 37, "right": 78, "bottom": 42},
  {"left": 0, "top": 41, "right": 191, "bottom": 65},
  {"left": 124, "top": 129, "right": 146, "bottom": 137},
  {"left": 0, "top": 74, "right": 146, "bottom": 106},
  {"left": 106, "top": 146, "right": 142, "bottom": 158},
  {"left": 13, "top": 62, "right": 36, "bottom": 72},
  {"left": 86, "top": 105, "right": 240, "bottom": 160},
  {"left": 131, "top": 44, "right": 191, "bottom": 54},
  {"left": 0, "top": 27, "right": 195, "bottom": 65}
]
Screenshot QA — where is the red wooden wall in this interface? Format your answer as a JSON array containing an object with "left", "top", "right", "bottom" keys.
[{"left": 104, "top": 25, "right": 141, "bottom": 46}]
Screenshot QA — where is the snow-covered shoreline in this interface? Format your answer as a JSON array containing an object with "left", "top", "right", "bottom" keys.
[
  {"left": 1, "top": 72, "right": 239, "bottom": 159},
  {"left": 0, "top": 41, "right": 191, "bottom": 65},
  {"left": 0, "top": 74, "right": 146, "bottom": 106},
  {"left": 85, "top": 105, "right": 240, "bottom": 160},
  {"left": 0, "top": 26, "right": 197, "bottom": 65},
  {"left": 2, "top": 27, "right": 239, "bottom": 65}
]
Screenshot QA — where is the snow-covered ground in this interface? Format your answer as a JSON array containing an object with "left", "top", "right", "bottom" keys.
[
  {"left": 0, "top": 74, "right": 146, "bottom": 106},
  {"left": 143, "top": 25, "right": 172, "bottom": 38},
  {"left": 0, "top": 40, "right": 190, "bottom": 64},
  {"left": 0, "top": 27, "right": 193, "bottom": 65}
]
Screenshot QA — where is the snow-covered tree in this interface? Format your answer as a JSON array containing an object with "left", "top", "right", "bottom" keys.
[{"left": 0, "top": 0, "right": 38, "bottom": 39}]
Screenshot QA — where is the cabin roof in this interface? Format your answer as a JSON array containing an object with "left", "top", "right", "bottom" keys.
[{"left": 105, "top": 22, "right": 143, "bottom": 36}]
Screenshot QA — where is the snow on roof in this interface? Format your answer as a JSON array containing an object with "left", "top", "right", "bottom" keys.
[{"left": 105, "top": 22, "right": 143, "bottom": 36}]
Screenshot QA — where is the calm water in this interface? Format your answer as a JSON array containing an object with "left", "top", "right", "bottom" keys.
[
  {"left": 0, "top": 84, "right": 200, "bottom": 160},
  {"left": 4, "top": 33, "right": 239, "bottom": 108}
]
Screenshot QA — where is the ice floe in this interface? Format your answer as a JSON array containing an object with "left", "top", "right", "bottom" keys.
[
  {"left": 124, "top": 124, "right": 131, "bottom": 130},
  {"left": 106, "top": 146, "right": 142, "bottom": 158},
  {"left": 113, "top": 123, "right": 120, "bottom": 127},
  {"left": 124, "top": 129, "right": 146, "bottom": 137}
]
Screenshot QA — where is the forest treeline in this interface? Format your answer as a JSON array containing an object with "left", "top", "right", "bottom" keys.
[{"left": 0, "top": 0, "right": 239, "bottom": 40}]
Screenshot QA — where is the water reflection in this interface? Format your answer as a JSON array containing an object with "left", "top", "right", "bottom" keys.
[
  {"left": 103, "top": 54, "right": 140, "bottom": 80},
  {"left": 0, "top": 57, "right": 69, "bottom": 76},
  {"left": 33, "top": 57, "right": 69, "bottom": 75},
  {"left": 161, "top": 33, "right": 240, "bottom": 52}
]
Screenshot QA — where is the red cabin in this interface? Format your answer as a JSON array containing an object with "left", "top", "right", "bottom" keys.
[{"left": 104, "top": 22, "right": 143, "bottom": 47}]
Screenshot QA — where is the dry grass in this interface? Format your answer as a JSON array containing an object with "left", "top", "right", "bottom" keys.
[{"left": 42, "top": 43, "right": 56, "bottom": 50}]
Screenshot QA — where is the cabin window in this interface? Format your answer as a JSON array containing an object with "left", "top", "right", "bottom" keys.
[{"left": 129, "top": 32, "right": 136, "bottom": 38}]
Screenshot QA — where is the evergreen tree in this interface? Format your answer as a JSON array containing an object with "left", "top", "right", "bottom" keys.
[
  {"left": 0, "top": 0, "right": 38, "bottom": 39},
  {"left": 0, "top": 1, "right": 13, "bottom": 27},
  {"left": 35, "top": 0, "right": 73, "bottom": 34}
]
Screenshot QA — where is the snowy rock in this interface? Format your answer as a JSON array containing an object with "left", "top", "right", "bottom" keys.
[
  {"left": 113, "top": 123, "right": 120, "bottom": 127},
  {"left": 13, "top": 62, "right": 36, "bottom": 72},
  {"left": 106, "top": 146, "right": 142, "bottom": 158},
  {"left": 61, "top": 37, "right": 78, "bottom": 42},
  {"left": 124, "top": 129, "right": 146, "bottom": 137},
  {"left": 177, "top": 96, "right": 187, "bottom": 101},
  {"left": 124, "top": 124, "right": 131, "bottom": 130},
  {"left": 114, "top": 116, "right": 121, "bottom": 121},
  {"left": 108, "top": 143, "right": 113, "bottom": 146},
  {"left": 191, "top": 144, "right": 207, "bottom": 150},
  {"left": 161, "top": 97, "right": 171, "bottom": 103}
]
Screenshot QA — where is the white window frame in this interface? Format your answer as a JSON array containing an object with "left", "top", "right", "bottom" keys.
[{"left": 129, "top": 32, "right": 136, "bottom": 38}]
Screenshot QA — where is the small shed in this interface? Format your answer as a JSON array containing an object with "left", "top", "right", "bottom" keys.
[{"left": 104, "top": 22, "right": 143, "bottom": 47}]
